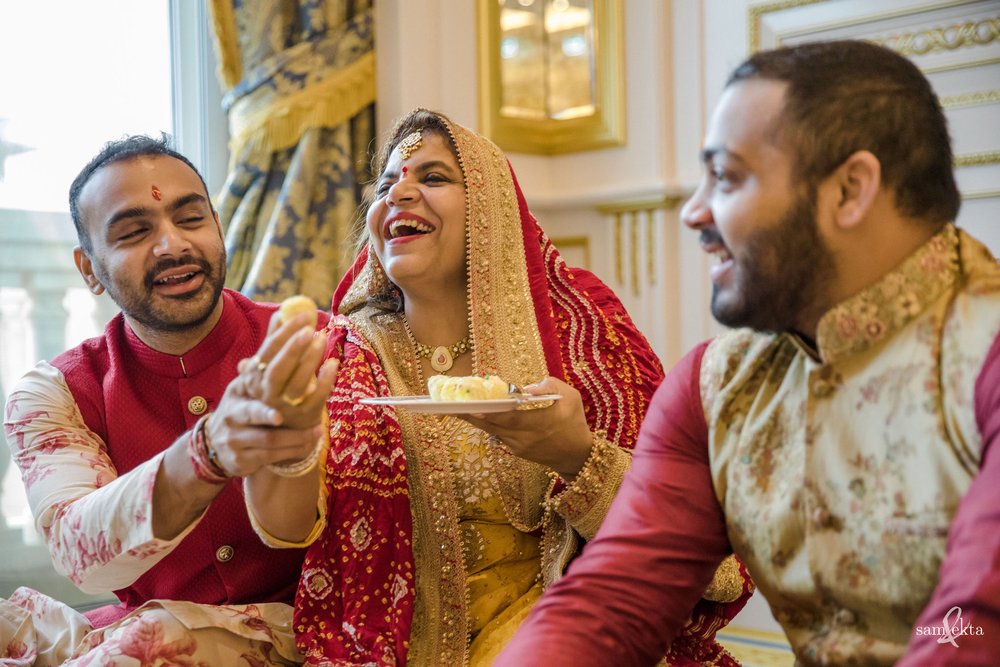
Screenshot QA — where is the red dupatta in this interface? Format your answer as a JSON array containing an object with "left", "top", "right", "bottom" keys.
[{"left": 295, "top": 110, "right": 670, "bottom": 665}]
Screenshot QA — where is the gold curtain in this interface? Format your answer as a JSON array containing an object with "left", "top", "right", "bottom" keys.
[{"left": 209, "top": 0, "right": 375, "bottom": 308}]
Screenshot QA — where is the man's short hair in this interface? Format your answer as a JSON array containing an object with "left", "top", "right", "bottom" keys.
[
  {"left": 728, "top": 40, "right": 960, "bottom": 226},
  {"left": 68, "top": 134, "right": 212, "bottom": 253}
]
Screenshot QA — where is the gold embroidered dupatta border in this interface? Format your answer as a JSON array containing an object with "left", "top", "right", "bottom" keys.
[{"left": 338, "top": 116, "right": 552, "bottom": 665}]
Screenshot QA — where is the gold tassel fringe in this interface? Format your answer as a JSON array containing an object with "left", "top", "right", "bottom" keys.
[
  {"left": 228, "top": 51, "right": 376, "bottom": 164},
  {"left": 208, "top": 0, "right": 243, "bottom": 90}
]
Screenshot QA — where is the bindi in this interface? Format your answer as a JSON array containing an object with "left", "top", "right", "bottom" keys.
[
  {"left": 151, "top": 185, "right": 162, "bottom": 201},
  {"left": 401, "top": 166, "right": 408, "bottom": 176}
]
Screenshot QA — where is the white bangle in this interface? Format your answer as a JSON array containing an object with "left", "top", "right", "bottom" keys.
[{"left": 266, "top": 436, "right": 324, "bottom": 478}]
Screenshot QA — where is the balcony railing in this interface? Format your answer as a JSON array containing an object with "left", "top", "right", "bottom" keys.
[{"left": 0, "top": 207, "right": 118, "bottom": 606}]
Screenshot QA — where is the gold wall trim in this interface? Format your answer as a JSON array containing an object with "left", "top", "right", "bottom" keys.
[
  {"left": 614, "top": 214, "right": 623, "bottom": 284},
  {"left": 646, "top": 209, "right": 655, "bottom": 287},
  {"left": 962, "top": 188, "right": 1000, "bottom": 200},
  {"left": 923, "top": 53, "right": 1000, "bottom": 73},
  {"left": 598, "top": 195, "right": 680, "bottom": 292},
  {"left": 596, "top": 194, "right": 683, "bottom": 215},
  {"left": 749, "top": 0, "right": 824, "bottom": 52},
  {"left": 954, "top": 150, "right": 1000, "bottom": 167},
  {"left": 941, "top": 89, "right": 1000, "bottom": 108},
  {"left": 629, "top": 211, "right": 639, "bottom": 296},
  {"left": 748, "top": 0, "right": 986, "bottom": 53},
  {"left": 878, "top": 15, "right": 1000, "bottom": 56},
  {"left": 550, "top": 235, "right": 592, "bottom": 269}
]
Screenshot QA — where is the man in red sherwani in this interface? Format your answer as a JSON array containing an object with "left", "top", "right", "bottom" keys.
[{"left": 2, "top": 136, "right": 337, "bottom": 665}]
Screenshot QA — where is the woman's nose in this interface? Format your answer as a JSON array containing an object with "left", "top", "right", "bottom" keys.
[{"left": 387, "top": 176, "right": 418, "bottom": 206}]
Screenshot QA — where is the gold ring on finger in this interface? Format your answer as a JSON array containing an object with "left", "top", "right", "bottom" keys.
[
  {"left": 252, "top": 356, "right": 267, "bottom": 373},
  {"left": 281, "top": 392, "right": 306, "bottom": 407}
]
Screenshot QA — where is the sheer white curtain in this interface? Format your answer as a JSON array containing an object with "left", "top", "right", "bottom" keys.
[{"left": 0, "top": 0, "right": 226, "bottom": 608}]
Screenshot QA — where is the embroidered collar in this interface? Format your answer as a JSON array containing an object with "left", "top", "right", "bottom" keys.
[{"left": 815, "top": 224, "right": 960, "bottom": 363}]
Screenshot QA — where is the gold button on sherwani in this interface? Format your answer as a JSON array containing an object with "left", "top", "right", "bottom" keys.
[{"left": 187, "top": 396, "right": 208, "bottom": 415}]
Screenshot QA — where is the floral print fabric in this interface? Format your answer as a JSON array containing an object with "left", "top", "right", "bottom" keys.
[
  {"left": 703, "top": 225, "right": 1000, "bottom": 664},
  {"left": 4, "top": 364, "right": 187, "bottom": 593},
  {"left": 1, "top": 587, "right": 299, "bottom": 666}
]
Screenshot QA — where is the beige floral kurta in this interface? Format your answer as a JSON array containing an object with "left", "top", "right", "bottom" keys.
[{"left": 703, "top": 224, "right": 1000, "bottom": 664}]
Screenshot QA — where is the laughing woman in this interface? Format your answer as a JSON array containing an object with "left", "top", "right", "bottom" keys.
[{"left": 244, "top": 109, "right": 751, "bottom": 666}]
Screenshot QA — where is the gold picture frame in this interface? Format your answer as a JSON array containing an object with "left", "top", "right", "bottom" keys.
[{"left": 477, "top": 0, "right": 625, "bottom": 155}]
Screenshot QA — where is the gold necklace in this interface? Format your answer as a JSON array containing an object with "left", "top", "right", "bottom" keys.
[{"left": 402, "top": 317, "right": 471, "bottom": 373}]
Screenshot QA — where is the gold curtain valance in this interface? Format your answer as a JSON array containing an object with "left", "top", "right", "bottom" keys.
[
  {"left": 227, "top": 50, "right": 374, "bottom": 164},
  {"left": 209, "top": 1, "right": 376, "bottom": 166}
]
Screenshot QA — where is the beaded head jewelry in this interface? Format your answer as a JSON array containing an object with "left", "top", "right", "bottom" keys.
[{"left": 397, "top": 131, "right": 423, "bottom": 160}]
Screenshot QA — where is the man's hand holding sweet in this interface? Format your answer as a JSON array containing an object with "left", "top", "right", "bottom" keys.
[
  {"left": 208, "top": 306, "right": 336, "bottom": 477},
  {"left": 233, "top": 298, "right": 340, "bottom": 543}
]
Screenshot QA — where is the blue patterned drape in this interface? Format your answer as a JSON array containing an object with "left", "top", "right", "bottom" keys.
[{"left": 209, "top": 0, "right": 375, "bottom": 307}]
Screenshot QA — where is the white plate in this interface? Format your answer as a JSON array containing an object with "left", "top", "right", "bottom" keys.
[{"left": 359, "top": 394, "right": 562, "bottom": 414}]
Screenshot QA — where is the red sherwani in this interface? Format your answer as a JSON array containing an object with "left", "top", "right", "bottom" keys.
[{"left": 6, "top": 289, "right": 329, "bottom": 626}]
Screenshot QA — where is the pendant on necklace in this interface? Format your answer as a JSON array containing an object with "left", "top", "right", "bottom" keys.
[{"left": 430, "top": 346, "right": 454, "bottom": 372}]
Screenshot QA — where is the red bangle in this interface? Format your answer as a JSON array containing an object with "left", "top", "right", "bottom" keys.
[{"left": 187, "top": 414, "right": 228, "bottom": 484}]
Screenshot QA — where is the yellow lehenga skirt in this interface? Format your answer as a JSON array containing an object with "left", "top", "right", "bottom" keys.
[{"left": 449, "top": 424, "right": 543, "bottom": 665}]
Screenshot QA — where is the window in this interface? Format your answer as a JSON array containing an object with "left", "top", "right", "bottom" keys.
[{"left": 0, "top": 0, "right": 226, "bottom": 608}]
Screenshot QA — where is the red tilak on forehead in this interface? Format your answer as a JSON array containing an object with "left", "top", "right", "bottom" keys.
[{"left": 151, "top": 185, "right": 162, "bottom": 201}]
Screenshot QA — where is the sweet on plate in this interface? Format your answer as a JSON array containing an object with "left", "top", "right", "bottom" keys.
[{"left": 427, "top": 374, "right": 509, "bottom": 401}]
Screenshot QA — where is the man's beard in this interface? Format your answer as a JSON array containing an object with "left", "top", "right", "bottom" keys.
[
  {"left": 710, "top": 192, "right": 836, "bottom": 334},
  {"left": 97, "top": 255, "right": 226, "bottom": 333}
]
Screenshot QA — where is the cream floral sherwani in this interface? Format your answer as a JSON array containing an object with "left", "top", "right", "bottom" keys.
[{"left": 703, "top": 224, "right": 1000, "bottom": 664}]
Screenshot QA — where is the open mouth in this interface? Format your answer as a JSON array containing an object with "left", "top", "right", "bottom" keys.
[
  {"left": 708, "top": 246, "right": 733, "bottom": 264},
  {"left": 154, "top": 271, "right": 199, "bottom": 286},
  {"left": 699, "top": 230, "right": 734, "bottom": 282},
  {"left": 149, "top": 264, "right": 206, "bottom": 295},
  {"left": 708, "top": 246, "right": 734, "bottom": 284},
  {"left": 384, "top": 213, "right": 435, "bottom": 241},
  {"left": 699, "top": 229, "right": 732, "bottom": 264}
]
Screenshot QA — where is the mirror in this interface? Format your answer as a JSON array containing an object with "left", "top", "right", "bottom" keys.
[{"left": 478, "top": 0, "right": 624, "bottom": 155}]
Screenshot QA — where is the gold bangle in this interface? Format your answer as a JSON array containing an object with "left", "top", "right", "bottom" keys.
[{"left": 266, "top": 436, "right": 323, "bottom": 478}]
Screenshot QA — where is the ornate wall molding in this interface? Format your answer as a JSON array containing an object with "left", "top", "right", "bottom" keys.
[
  {"left": 875, "top": 15, "right": 1000, "bottom": 55},
  {"left": 941, "top": 89, "right": 1000, "bottom": 108},
  {"left": 596, "top": 195, "right": 683, "bottom": 296},
  {"left": 595, "top": 195, "right": 685, "bottom": 214},
  {"left": 749, "top": 0, "right": 998, "bottom": 57},
  {"left": 954, "top": 150, "right": 1000, "bottom": 167},
  {"left": 748, "top": 0, "right": 824, "bottom": 52},
  {"left": 549, "top": 236, "right": 592, "bottom": 270},
  {"left": 962, "top": 188, "right": 1000, "bottom": 200},
  {"left": 923, "top": 54, "right": 1000, "bottom": 73}
]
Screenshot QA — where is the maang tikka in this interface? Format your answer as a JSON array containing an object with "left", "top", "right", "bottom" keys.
[{"left": 397, "top": 131, "right": 423, "bottom": 160}]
